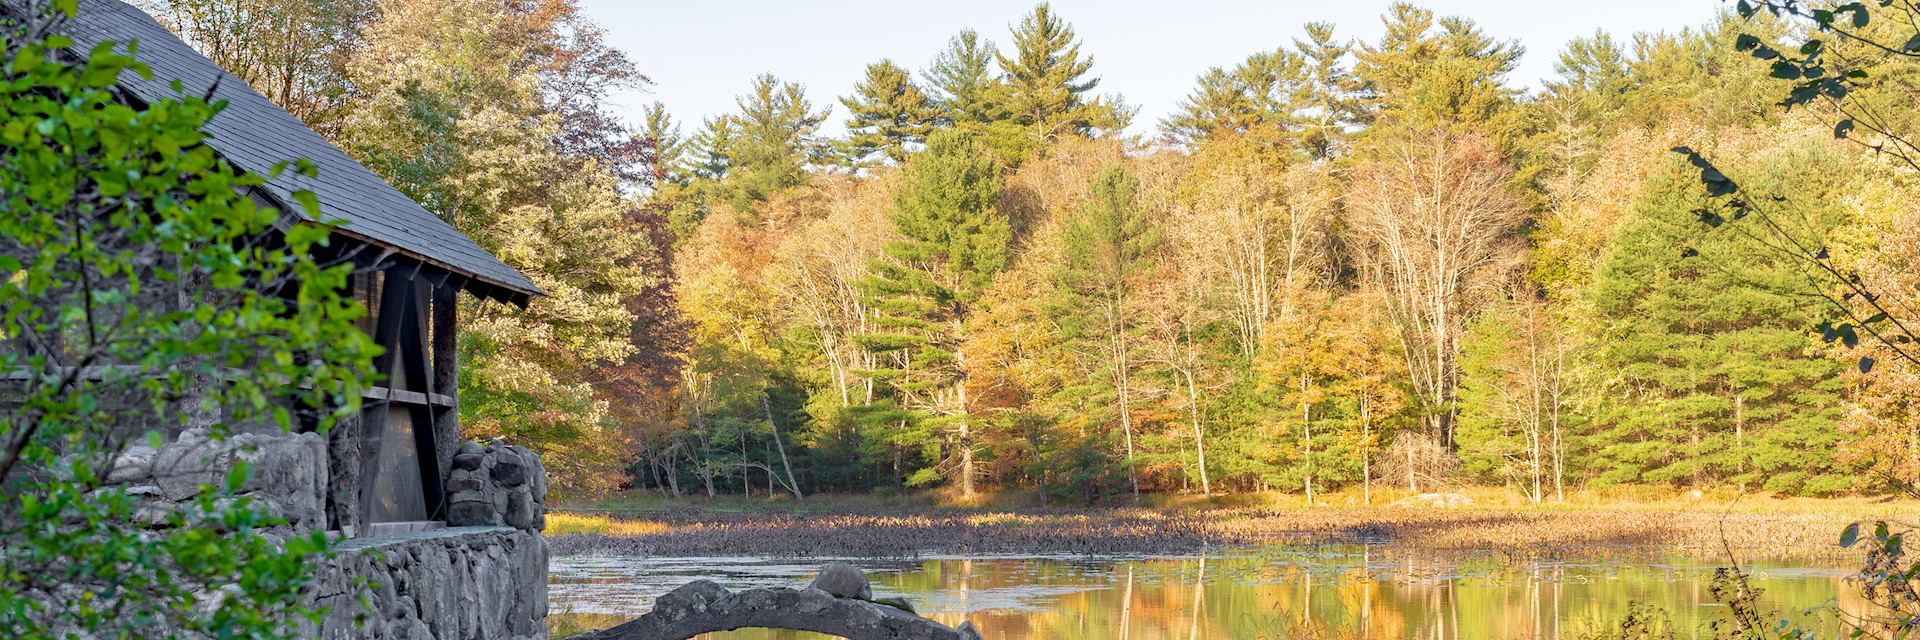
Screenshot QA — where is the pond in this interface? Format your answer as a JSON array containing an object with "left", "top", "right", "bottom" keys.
[{"left": 548, "top": 546, "right": 1859, "bottom": 639}]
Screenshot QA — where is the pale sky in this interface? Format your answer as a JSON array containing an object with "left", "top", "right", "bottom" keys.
[{"left": 576, "top": 1, "right": 1729, "bottom": 139}]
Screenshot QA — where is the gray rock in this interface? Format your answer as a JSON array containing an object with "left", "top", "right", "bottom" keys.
[
  {"left": 447, "top": 489, "right": 488, "bottom": 505},
  {"left": 527, "top": 451, "right": 548, "bottom": 502},
  {"left": 108, "top": 443, "right": 157, "bottom": 483},
  {"left": 808, "top": 562, "right": 872, "bottom": 600},
  {"left": 447, "top": 501, "right": 495, "bottom": 527},
  {"left": 874, "top": 596, "right": 916, "bottom": 613},
  {"left": 490, "top": 458, "right": 525, "bottom": 487},
  {"left": 504, "top": 489, "right": 535, "bottom": 531},
  {"left": 572, "top": 568, "right": 977, "bottom": 640},
  {"left": 313, "top": 529, "right": 547, "bottom": 640},
  {"left": 451, "top": 453, "right": 485, "bottom": 471},
  {"left": 654, "top": 580, "right": 730, "bottom": 617},
  {"left": 150, "top": 428, "right": 227, "bottom": 501},
  {"left": 444, "top": 471, "right": 484, "bottom": 493}
]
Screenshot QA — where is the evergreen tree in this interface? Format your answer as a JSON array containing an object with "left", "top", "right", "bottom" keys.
[
  {"left": 926, "top": 28, "right": 1044, "bottom": 164},
  {"left": 856, "top": 130, "right": 1011, "bottom": 496},
  {"left": 1587, "top": 149, "right": 1853, "bottom": 495},
  {"left": 641, "top": 101, "right": 688, "bottom": 186},
  {"left": 840, "top": 60, "right": 943, "bottom": 165},
  {"left": 688, "top": 115, "right": 737, "bottom": 180},
  {"left": 725, "top": 74, "right": 830, "bottom": 208},
  {"left": 1049, "top": 166, "right": 1163, "bottom": 500},
  {"left": 996, "top": 3, "right": 1131, "bottom": 137},
  {"left": 1294, "top": 22, "right": 1360, "bottom": 160},
  {"left": 1163, "top": 51, "right": 1305, "bottom": 145},
  {"left": 924, "top": 29, "right": 1007, "bottom": 125},
  {"left": 1352, "top": 3, "right": 1523, "bottom": 146},
  {"left": 1163, "top": 23, "right": 1356, "bottom": 157}
]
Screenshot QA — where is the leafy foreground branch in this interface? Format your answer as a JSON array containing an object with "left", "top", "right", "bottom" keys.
[{"left": 0, "top": 1, "right": 377, "bottom": 637}]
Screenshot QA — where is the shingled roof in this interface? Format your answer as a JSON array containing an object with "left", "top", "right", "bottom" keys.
[{"left": 46, "top": 0, "right": 542, "bottom": 305}]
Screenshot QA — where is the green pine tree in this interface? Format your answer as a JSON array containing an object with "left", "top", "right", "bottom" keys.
[
  {"left": 725, "top": 74, "right": 830, "bottom": 208},
  {"left": 1586, "top": 148, "right": 1853, "bottom": 495},
  {"left": 996, "top": 3, "right": 1131, "bottom": 137},
  {"left": 855, "top": 130, "right": 1011, "bottom": 496},
  {"left": 641, "top": 101, "right": 688, "bottom": 186},
  {"left": 925, "top": 29, "right": 1007, "bottom": 125},
  {"left": 1294, "top": 22, "right": 1359, "bottom": 159},
  {"left": 1049, "top": 165, "right": 1163, "bottom": 500},
  {"left": 1352, "top": 3, "right": 1523, "bottom": 146},
  {"left": 840, "top": 60, "right": 943, "bottom": 165},
  {"left": 688, "top": 114, "right": 736, "bottom": 180}
]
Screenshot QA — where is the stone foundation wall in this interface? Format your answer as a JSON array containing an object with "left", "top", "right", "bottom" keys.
[
  {"left": 107, "top": 429, "right": 554, "bottom": 640},
  {"left": 312, "top": 526, "right": 549, "bottom": 640}
]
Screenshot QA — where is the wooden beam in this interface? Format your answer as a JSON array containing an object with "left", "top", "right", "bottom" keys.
[
  {"left": 359, "top": 387, "right": 453, "bottom": 408},
  {"left": 430, "top": 284, "right": 460, "bottom": 494}
]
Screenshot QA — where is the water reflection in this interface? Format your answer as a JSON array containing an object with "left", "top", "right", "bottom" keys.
[{"left": 548, "top": 546, "right": 1855, "bottom": 639}]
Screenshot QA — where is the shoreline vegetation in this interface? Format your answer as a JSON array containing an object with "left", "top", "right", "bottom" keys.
[{"left": 543, "top": 489, "right": 1892, "bottom": 561}]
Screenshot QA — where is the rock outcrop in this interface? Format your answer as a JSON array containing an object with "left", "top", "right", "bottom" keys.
[{"left": 569, "top": 562, "right": 983, "bottom": 640}]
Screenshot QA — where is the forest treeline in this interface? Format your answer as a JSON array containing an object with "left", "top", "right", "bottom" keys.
[{"left": 141, "top": 0, "right": 1920, "bottom": 502}]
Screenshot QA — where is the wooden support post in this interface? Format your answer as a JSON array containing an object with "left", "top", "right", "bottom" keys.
[{"left": 431, "top": 284, "right": 460, "bottom": 484}]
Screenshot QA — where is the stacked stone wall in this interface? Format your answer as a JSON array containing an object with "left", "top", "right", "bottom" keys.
[
  {"left": 312, "top": 526, "right": 549, "bottom": 640},
  {"left": 446, "top": 440, "right": 548, "bottom": 531}
]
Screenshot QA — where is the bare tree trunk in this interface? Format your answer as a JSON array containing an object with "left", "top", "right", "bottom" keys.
[
  {"left": 955, "top": 346, "right": 976, "bottom": 498},
  {"left": 665, "top": 444, "right": 682, "bottom": 497},
  {"left": 1183, "top": 367, "right": 1209, "bottom": 498},
  {"left": 1300, "top": 372, "right": 1314, "bottom": 505},
  {"left": 1362, "top": 395, "right": 1372, "bottom": 506},
  {"left": 1116, "top": 324, "right": 1139, "bottom": 503},
  {"left": 699, "top": 435, "right": 717, "bottom": 498},
  {"left": 761, "top": 395, "right": 803, "bottom": 500},
  {"left": 1407, "top": 438, "right": 1417, "bottom": 493}
]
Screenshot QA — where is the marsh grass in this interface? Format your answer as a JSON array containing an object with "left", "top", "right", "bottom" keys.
[
  {"left": 544, "top": 487, "right": 1903, "bottom": 560},
  {"left": 545, "top": 512, "right": 673, "bottom": 537}
]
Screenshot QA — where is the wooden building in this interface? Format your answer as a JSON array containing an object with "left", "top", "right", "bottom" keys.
[{"left": 56, "top": 0, "right": 544, "bottom": 537}]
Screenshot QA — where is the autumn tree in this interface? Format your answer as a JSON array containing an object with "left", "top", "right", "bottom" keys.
[
  {"left": 1348, "top": 129, "right": 1524, "bottom": 449},
  {"left": 1458, "top": 293, "right": 1576, "bottom": 502},
  {"left": 1173, "top": 127, "right": 1332, "bottom": 361},
  {"left": 336, "top": 0, "right": 658, "bottom": 490},
  {"left": 133, "top": 0, "right": 371, "bottom": 128},
  {"left": 1256, "top": 297, "right": 1406, "bottom": 503},
  {"left": 1140, "top": 256, "right": 1220, "bottom": 497}
]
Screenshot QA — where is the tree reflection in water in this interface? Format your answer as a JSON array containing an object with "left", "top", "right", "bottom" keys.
[{"left": 547, "top": 546, "right": 1857, "bottom": 639}]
